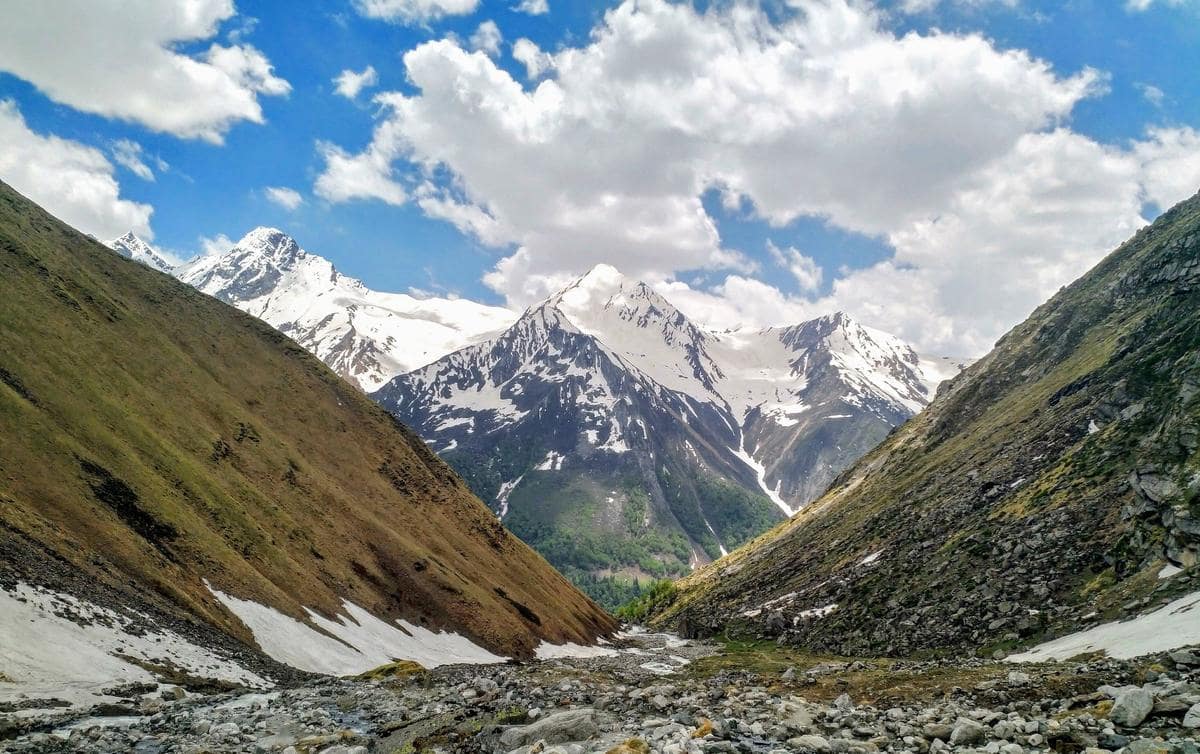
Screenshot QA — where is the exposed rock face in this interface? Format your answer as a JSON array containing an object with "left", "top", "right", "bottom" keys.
[{"left": 654, "top": 190, "right": 1200, "bottom": 656}]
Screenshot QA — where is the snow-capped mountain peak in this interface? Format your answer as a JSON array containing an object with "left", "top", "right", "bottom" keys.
[
  {"left": 107, "top": 231, "right": 173, "bottom": 274},
  {"left": 174, "top": 230, "right": 515, "bottom": 391}
]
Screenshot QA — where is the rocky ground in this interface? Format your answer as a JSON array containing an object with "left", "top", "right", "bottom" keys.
[{"left": 3, "top": 632, "right": 1200, "bottom": 753}]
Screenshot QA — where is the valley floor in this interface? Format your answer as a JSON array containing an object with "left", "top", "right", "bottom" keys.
[{"left": 3, "top": 632, "right": 1200, "bottom": 753}]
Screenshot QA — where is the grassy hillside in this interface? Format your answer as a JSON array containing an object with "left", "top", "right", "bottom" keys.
[
  {"left": 0, "top": 180, "right": 614, "bottom": 661},
  {"left": 654, "top": 189, "right": 1200, "bottom": 657}
]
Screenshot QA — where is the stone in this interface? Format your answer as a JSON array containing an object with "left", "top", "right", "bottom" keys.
[
  {"left": 1184, "top": 702, "right": 1200, "bottom": 728},
  {"left": 950, "top": 718, "right": 986, "bottom": 746},
  {"left": 209, "top": 721, "right": 241, "bottom": 738},
  {"left": 499, "top": 709, "right": 599, "bottom": 749},
  {"left": 785, "top": 734, "right": 832, "bottom": 752},
  {"left": 1110, "top": 688, "right": 1154, "bottom": 728}
]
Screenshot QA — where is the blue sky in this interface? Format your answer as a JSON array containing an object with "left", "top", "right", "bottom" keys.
[{"left": 1, "top": 0, "right": 1198, "bottom": 354}]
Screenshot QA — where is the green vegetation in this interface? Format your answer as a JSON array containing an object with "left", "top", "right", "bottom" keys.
[
  {"left": 498, "top": 470, "right": 694, "bottom": 608},
  {"left": 614, "top": 579, "right": 677, "bottom": 622}
]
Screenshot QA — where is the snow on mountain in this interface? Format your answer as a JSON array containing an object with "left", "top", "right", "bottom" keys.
[
  {"left": 107, "top": 232, "right": 174, "bottom": 274},
  {"left": 173, "top": 228, "right": 516, "bottom": 391},
  {"left": 375, "top": 265, "right": 961, "bottom": 605}
]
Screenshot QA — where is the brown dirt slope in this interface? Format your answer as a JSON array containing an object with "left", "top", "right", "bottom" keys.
[{"left": 0, "top": 180, "right": 615, "bottom": 661}]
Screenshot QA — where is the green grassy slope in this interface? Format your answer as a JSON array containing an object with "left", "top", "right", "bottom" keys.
[
  {"left": 654, "top": 190, "right": 1200, "bottom": 657},
  {"left": 0, "top": 181, "right": 615, "bottom": 660}
]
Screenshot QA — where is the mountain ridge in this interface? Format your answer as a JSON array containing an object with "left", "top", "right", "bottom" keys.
[
  {"left": 375, "top": 264, "right": 958, "bottom": 606},
  {"left": 119, "top": 228, "right": 517, "bottom": 391},
  {"left": 650, "top": 188, "right": 1200, "bottom": 657}
]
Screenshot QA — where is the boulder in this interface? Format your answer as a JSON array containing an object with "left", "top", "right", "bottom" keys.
[
  {"left": 500, "top": 709, "right": 599, "bottom": 748},
  {"left": 1110, "top": 688, "right": 1154, "bottom": 728}
]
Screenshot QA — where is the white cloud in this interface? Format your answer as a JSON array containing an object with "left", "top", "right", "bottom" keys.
[
  {"left": 514, "top": 0, "right": 549, "bottom": 15},
  {"left": 314, "top": 0, "right": 1200, "bottom": 356},
  {"left": 333, "top": 66, "right": 379, "bottom": 99},
  {"left": 353, "top": 0, "right": 479, "bottom": 24},
  {"left": 1136, "top": 83, "right": 1165, "bottom": 107},
  {"left": 0, "top": 100, "right": 153, "bottom": 241},
  {"left": 111, "top": 139, "right": 157, "bottom": 181},
  {"left": 768, "top": 241, "right": 823, "bottom": 293},
  {"left": 265, "top": 186, "right": 304, "bottom": 210},
  {"left": 198, "top": 233, "right": 235, "bottom": 258},
  {"left": 1125, "top": 0, "right": 1184, "bottom": 10},
  {"left": 511, "top": 39, "right": 553, "bottom": 79},
  {"left": 469, "top": 21, "right": 503, "bottom": 57},
  {"left": 314, "top": 138, "right": 408, "bottom": 206},
  {"left": 0, "top": 1, "right": 289, "bottom": 143},
  {"left": 1134, "top": 127, "right": 1200, "bottom": 212}
]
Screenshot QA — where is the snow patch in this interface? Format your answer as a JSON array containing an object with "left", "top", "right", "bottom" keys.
[
  {"left": 1159, "top": 563, "right": 1183, "bottom": 580},
  {"left": 0, "top": 583, "right": 268, "bottom": 710},
  {"left": 731, "top": 429, "right": 793, "bottom": 516},
  {"left": 496, "top": 475, "right": 524, "bottom": 519},
  {"left": 1008, "top": 590, "right": 1200, "bottom": 662},
  {"left": 207, "top": 583, "right": 506, "bottom": 673}
]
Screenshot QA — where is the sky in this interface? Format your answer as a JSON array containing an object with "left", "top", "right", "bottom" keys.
[{"left": 1, "top": 0, "right": 1198, "bottom": 357}]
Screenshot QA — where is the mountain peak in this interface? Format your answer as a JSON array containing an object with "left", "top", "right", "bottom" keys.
[
  {"left": 107, "top": 231, "right": 173, "bottom": 273},
  {"left": 234, "top": 226, "right": 303, "bottom": 266}
]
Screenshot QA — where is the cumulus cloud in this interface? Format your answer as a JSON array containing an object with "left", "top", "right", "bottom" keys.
[
  {"left": 469, "top": 21, "right": 503, "bottom": 57},
  {"left": 0, "top": 0, "right": 289, "bottom": 143},
  {"left": 353, "top": 0, "right": 479, "bottom": 24},
  {"left": 333, "top": 65, "right": 379, "bottom": 99},
  {"left": 511, "top": 39, "right": 553, "bottom": 79},
  {"left": 198, "top": 233, "right": 235, "bottom": 258},
  {"left": 514, "top": 0, "right": 549, "bottom": 14},
  {"left": 314, "top": 0, "right": 1200, "bottom": 355},
  {"left": 0, "top": 100, "right": 153, "bottom": 241},
  {"left": 265, "top": 186, "right": 304, "bottom": 210}
]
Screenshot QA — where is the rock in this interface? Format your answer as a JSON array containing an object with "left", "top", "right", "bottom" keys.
[
  {"left": 785, "top": 734, "right": 832, "bottom": 752},
  {"left": 209, "top": 721, "right": 241, "bottom": 738},
  {"left": 499, "top": 709, "right": 599, "bottom": 748},
  {"left": 159, "top": 685, "right": 186, "bottom": 701},
  {"left": 950, "top": 719, "right": 986, "bottom": 746},
  {"left": 923, "top": 723, "right": 954, "bottom": 741},
  {"left": 1007, "top": 671, "right": 1030, "bottom": 687},
  {"left": 1170, "top": 650, "right": 1200, "bottom": 666},
  {"left": 1124, "top": 740, "right": 1175, "bottom": 754},
  {"left": 1184, "top": 702, "right": 1200, "bottom": 728},
  {"left": 782, "top": 667, "right": 797, "bottom": 682},
  {"left": 1110, "top": 688, "right": 1155, "bottom": 728}
]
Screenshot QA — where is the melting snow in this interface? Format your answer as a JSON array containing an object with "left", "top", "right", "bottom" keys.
[
  {"left": 731, "top": 429, "right": 793, "bottom": 516},
  {"left": 858, "top": 549, "right": 884, "bottom": 566},
  {"left": 1159, "top": 563, "right": 1183, "bottom": 579},
  {"left": 208, "top": 583, "right": 506, "bottom": 673},
  {"left": 0, "top": 583, "right": 268, "bottom": 710},
  {"left": 496, "top": 475, "right": 525, "bottom": 519},
  {"left": 1008, "top": 590, "right": 1200, "bottom": 662}
]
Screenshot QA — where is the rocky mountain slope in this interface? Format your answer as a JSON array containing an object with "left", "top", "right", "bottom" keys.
[
  {"left": 652, "top": 189, "right": 1200, "bottom": 658},
  {"left": 375, "top": 265, "right": 953, "bottom": 606},
  {"left": 0, "top": 180, "right": 614, "bottom": 705},
  {"left": 167, "top": 228, "right": 515, "bottom": 391}
]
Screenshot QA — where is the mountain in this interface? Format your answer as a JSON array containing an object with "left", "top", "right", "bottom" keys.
[
  {"left": 651, "top": 190, "right": 1200, "bottom": 658},
  {"left": 108, "top": 230, "right": 174, "bottom": 273},
  {"left": 0, "top": 181, "right": 613, "bottom": 704},
  {"left": 169, "top": 228, "right": 515, "bottom": 391},
  {"left": 374, "top": 264, "right": 952, "bottom": 606}
]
